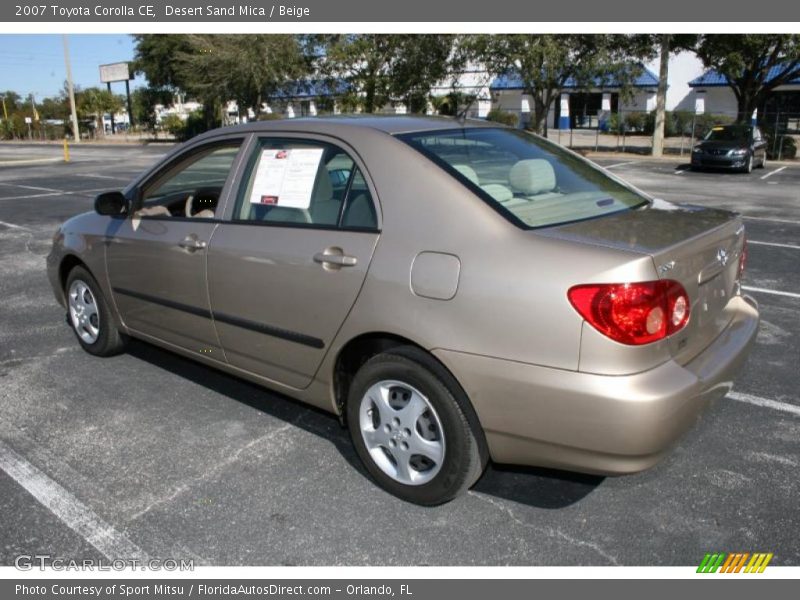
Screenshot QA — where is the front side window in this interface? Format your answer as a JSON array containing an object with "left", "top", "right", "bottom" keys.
[
  {"left": 136, "top": 143, "right": 241, "bottom": 219},
  {"left": 398, "top": 127, "right": 648, "bottom": 229},
  {"left": 234, "top": 139, "right": 377, "bottom": 229}
]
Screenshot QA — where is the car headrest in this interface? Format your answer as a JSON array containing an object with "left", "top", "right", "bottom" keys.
[
  {"left": 509, "top": 159, "right": 556, "bottom": 196},
  {"left": 452, "top": 164, "right": 480, "bottom": 185}
]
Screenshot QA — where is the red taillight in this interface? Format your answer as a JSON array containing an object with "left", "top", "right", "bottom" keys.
[
  {"left": 738, "top": 236, "right": 747, "bottom": 280},
  {"left": 568, "top": 280, "right": 690, "bottom": 345}
]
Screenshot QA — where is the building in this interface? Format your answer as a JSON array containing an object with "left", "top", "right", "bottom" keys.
[{"left": 489, "top": 66, "right": 660, "bottom": 130}]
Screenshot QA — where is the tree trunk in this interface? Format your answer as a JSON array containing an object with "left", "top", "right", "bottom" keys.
[{"left": 651, "top": 34, "right": 670, "bottom": 158}]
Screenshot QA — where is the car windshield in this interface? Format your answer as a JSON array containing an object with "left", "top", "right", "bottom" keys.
[
  {"left": 397, "top": 127, "right": 648, "bottom": 229},
  {"left": 704, "top": 125, "right": 751, "bottom": 143}
]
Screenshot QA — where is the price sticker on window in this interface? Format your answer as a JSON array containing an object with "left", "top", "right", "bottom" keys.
[{"left": 248, "top": 148, "right": 324, "bottom": 209}]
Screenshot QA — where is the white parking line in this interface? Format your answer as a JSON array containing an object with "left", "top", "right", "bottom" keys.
[
  {"left": 0, "top": 192, "right": 62, "bottom": 200},
  {"left": 0, "top": 219, "right": 31, "bottom": 231},
  {"left": 742, "top": 286, "right": 800, "bottom": 299},
  {"left": 75, "top": 173, "right": 130, "bottom": 181},
  {"left": 673, "top": 168, "right": 687, "bottom": 175},
  {"left": 748, "top": 240, "right": 800, "bottom": 250},
  {"left": 0, "top": 440, "right": 149, "bottom": 560},
  {"left": 0, "top": 182, "right": 61, "bottom": 193},
  {"left": 728, "top": 391, "right": 800, "bottom": 417},
  {"left": 760, "top": 166, "right": 787, "bottom": 180},
  {"left": 603, "top": 161, "right": 636, "bottom": 169}
]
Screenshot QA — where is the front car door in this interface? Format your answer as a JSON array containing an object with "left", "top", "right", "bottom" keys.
[
  {"left": 106, "top": 138, "right": 245, "bottom": 356},
  {"left": 207, "top": 136, "right": 381, "bottom": 389}
]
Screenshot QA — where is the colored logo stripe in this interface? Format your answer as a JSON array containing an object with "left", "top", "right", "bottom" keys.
[{"left": 697, "top": 552, "right": 773, "bottom": 573}]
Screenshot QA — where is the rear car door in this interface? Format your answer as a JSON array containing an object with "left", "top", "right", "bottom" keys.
[
  {"left": 106, "top": 139, "right": 245, "bottom": 356},
  {"left": 207, "top": 136, "right": 381, "bottom": 388}
]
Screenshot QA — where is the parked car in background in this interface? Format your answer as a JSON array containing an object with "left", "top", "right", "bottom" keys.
[
  {"left": 47, "top": 117, "right": 759, "bottom": 505},
  {"left": 691, "top": 124, "right": 768, "bottom": 173}
]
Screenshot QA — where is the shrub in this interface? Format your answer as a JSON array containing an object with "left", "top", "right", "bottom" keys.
[
  {"left": 762, "top": 128, "right": 798, "bottom": 159},
  {"left": 160, "top": 114, "right": 185, "bottom": 138},
  {"left": 486, "top": 109, "right": 519, "bottom": 128}
]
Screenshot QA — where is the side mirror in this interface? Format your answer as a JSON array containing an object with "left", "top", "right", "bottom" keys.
[{"left": 94, "top": 191, "right": 129, "bottom": 216}]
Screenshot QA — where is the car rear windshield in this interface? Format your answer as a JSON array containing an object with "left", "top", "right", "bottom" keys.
[
  {"left": 397, "top": 127, "right": 649, "bottom": 229},
  {"left": 704, "top": 125, "right": 751, "bottom": 142}
]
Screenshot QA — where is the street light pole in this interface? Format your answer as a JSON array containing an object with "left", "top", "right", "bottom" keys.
[{"left": 62, "top": 34, "right": 81, "bottom": 144}]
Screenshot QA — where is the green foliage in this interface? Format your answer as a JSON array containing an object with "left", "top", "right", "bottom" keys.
[
  {"left": 132, "top": 86, "right": 174, "bottom": 133},
  {"left": 465, "top": 34, "right": 656, "bottom": 134},
  {"left": 486, "top": 109, "right": 519, "bottom": 127},
  {"left": 694, "top": 35, "right": 800, "bottom": 120},
  {"left": 318, "top": 34, "right": 454, "bottom": 113},
  {"left": 762, "top": 128, "right": 798, "bottom": 159},
  {"left": 133, "top": 34, "right": 307, "bottom": 125},
  {"left": 160, "top": 113, "right": 185, "bottom": 138}
]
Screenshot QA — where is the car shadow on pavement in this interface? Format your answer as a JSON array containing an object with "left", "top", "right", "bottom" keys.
[{"left": 125, "top": 339, "right": 603, "bottom": 510}]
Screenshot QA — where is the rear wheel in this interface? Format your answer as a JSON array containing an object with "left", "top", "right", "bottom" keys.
[
  {"left": 346, "top": 347, "right": 487, "bottom": 505},
  {"left": 66, "top": 266, "right": 127, "bottom": 356},
  {"left": 759, "top": 154, "right": 767, "bottom": 169}
]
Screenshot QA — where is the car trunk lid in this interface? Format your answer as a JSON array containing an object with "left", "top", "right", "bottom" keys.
[{"left": 538, "top": 200, "right": 746, "bottom": 364}]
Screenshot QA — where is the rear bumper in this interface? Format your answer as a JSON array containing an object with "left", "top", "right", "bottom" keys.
[{"left": 434, "top": 294, "right": 759, "bottom": 475}]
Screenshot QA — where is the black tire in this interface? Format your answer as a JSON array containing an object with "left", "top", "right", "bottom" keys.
[
  {"left": 65, "top": 266, "right": 127, "bottom": 357},
  {"left": 759, "top": 154, "right": 766, "bottom": 169},
  {"left": 345, "top": 346, "right": 488, "bottom": 505},
  {"left": 743, "top": 154, "right": 753, "bottom": 174}
]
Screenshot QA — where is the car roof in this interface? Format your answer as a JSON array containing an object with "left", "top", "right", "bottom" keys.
[{"left": 193, "top": 115, "right": 500, "bottom": 142}]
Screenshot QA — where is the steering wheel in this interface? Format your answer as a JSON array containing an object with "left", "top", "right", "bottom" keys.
[{"left": 184, "top": 194, "right": 195, "bottom": 218}]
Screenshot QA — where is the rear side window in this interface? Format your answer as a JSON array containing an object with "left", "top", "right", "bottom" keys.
[
  {"left": 397, "top": 127, "right": 647, "bottom": 229},
  {"left": 233, "top": 139, "right": 377, "bottom": 230}
]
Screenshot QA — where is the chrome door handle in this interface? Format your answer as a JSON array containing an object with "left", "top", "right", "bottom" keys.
[
  {"left": 313, "top": 251, "right": 357, "bottom": 267},
  {"left": 179, "top": 236, "right": 207, "bottom": 251}
]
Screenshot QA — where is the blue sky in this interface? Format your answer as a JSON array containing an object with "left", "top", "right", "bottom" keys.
[{"left": 0, "top": 34, "right": 147, "bottom": 101}]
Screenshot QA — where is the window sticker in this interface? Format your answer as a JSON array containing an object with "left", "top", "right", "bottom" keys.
[{"left": 248, "top": 148, "right": 324, "bottom": 209}]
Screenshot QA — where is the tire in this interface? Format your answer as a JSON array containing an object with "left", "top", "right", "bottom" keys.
[
  {"left": 345, "top": 346, "right": 488, "bottom": 505},
  {"left": 759, "top": 154, "right": 767, "bottom": 169},
  {"left": 743, "top": 154, "right": 753, "bottom": 174},
  {"left": 65, "top": 266, "right": 127, "bottom": 357}
]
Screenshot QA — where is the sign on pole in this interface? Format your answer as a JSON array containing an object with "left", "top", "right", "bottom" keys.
[{"left": 99, "top": 62, "right": 132, "bottom": 83}]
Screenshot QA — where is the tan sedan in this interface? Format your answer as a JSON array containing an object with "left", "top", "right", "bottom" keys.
[{"left": 47, "top": 117, "right": 759, "bottom": 504}]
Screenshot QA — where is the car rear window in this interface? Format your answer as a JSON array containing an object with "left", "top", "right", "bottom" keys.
[{"left": 397, "top": 127, "right": 648, "bottom": 229}]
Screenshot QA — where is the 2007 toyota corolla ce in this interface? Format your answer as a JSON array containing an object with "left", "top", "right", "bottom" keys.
[{"left": 47, "top": 116, "right": 759, "bottom": 505}]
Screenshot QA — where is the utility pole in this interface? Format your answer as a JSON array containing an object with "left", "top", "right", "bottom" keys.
[
  {"left": 651, "top": 34, "right": 670, "bottom": 158},
  {"left": 62, "top": 34, "right": 81, "bottom": 144}
]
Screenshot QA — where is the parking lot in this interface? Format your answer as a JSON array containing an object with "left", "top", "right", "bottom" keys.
[{"left": 0, "top": 143, "right": 798, "bottom": 566}]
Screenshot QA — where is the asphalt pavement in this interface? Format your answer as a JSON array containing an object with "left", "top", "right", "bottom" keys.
[{"left": 0, "top": 143, "right": 798, "bottom": 566}]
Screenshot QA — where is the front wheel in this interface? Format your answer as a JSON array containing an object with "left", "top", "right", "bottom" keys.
[
  {"left": 743, "top": 154, "right": 753, "bottom": 174},
  {"left": 346, "top": 347, "right": 487, "bottom": 505},
  {"left": 65, "top": 266, "right": 127, "bottom": 356}
]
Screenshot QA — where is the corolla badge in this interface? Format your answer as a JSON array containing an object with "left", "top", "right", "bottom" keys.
[{"left": 717, "top": 248, "right": 730, "bottom": 266}]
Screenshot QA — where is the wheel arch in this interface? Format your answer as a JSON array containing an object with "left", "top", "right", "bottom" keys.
[{"left": 332, "top": 332, "right": 489, "bottom": 457}]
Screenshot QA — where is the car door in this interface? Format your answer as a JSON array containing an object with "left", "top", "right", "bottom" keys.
[
  {"left": 207, "top": 136, "right": 381, "bottom": 389},
  {"left": 106, "top": 138, "right": 245, "bottom": 356}
]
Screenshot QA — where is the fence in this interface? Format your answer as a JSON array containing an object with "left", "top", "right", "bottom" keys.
[{"left": 490, "top": 108, "right": 799, "bottom": 160}]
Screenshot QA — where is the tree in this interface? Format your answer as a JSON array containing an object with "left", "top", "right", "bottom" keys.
[
  {"left": 318, "top": 34, "right": 455, "bottom": 113},
  {"left": 131, "top": 86, "right": 173, "bottom": 133},
  {"left": 465, "top": 34, "right": 655, "bottom": 135},
  {"left": 77, "top": 87, "right": 124, "bottom": 138},
  {"left": 133, "top": 34, "right": 306, "bottom": 129},
  {"left": 643, "top": 34, "right": 698, "bottom": 157},
  {"left": 694, "top": 35, "right": 800, "bottom": 122}
]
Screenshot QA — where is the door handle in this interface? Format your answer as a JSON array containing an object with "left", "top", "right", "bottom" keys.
[
  {"left": 313, "top": 251, "right": 357, "bottom": 268},
  {"left": 179, "top": 236, "right": 207, "bottom": 251}
]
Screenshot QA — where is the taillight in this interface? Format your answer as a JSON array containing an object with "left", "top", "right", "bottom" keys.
[
  {"left": 568, "top": 280, "right": 690, "bottom": 346},
  {"left": 738, "top": 236, "right": 747, "bottom": 280}
]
